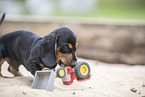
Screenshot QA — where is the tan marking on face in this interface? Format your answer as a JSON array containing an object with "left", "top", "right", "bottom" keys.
[
  {"left": 56, "top": 47, "right": 72, "bottom": 66},
  {"left": 68, "top": 44, "right": 72, "bottom": 49},
  {"left": 75, "top": 43, "right": 78, "bottom": 48}
]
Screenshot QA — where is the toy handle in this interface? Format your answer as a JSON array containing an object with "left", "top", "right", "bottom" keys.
[{"left": 42, "top": 68, "right": 50, "bottom": 71}]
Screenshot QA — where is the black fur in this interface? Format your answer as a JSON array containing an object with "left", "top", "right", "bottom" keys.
[{"left": 0, "top": 27, "right": 77, "bottom": 75}]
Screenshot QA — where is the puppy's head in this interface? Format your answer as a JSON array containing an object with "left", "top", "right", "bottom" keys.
[
  {"left": 56, "top": 27, "right": 78, "bottom": 67},
  {"left": 40, "top": 27, "right": 78, "bottom": 68}
]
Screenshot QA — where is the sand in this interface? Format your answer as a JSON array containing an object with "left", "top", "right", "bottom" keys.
[{"left": 0, "top": 58, "right": 145, "bottom": 97}]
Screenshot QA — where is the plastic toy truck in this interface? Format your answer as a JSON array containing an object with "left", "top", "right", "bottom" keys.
[
  {"left": 32, "top": 61, "right": 91, "bottom": 91},
  {"left": 57, "top": 61, "right": 91, "bottom": 85}
]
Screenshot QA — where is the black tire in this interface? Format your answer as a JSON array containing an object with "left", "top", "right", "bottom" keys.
[
  {"left": 56, "top": 67, "right": 66, "bottom": 78},
  {"left": 74, "top": 61, "right": 90, "bottom": 79}
]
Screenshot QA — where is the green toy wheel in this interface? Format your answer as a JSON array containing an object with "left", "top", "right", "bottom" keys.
[
  {"left": 56, "top": 67, "right": 66, "bottom": 78},
  {"left": 75, "top": 61, "right": 90, "bottom": 79}
]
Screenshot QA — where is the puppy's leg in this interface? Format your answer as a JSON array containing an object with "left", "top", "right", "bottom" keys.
[
  {"left": 0, "top": 58, "right": 5, "bottom": 77},
  {"left": 29, "top": 63, "right": 42, "bottom": 76},
  {"left": 6, "top": 59, "right": 23, "bottom": 76},
  {"left": 8, "top": 66, "right": 23, "bottom": 76},
  {"left": 0, "top": 44, "right": 5, "bottom": 77}
]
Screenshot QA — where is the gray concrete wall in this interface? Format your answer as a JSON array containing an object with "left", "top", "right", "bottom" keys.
[{"left": 0, "top": 16, "right": 145, "bottom": 64}]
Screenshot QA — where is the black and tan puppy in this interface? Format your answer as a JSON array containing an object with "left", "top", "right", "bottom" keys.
[{"left": 0, "top": 14, "right": 78, "bottom": 76}]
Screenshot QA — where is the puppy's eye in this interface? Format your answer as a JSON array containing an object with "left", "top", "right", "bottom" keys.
[
  {"left": 59, "top": 46, "right": 71, "bottom": 54},
  {"left": 63, "top": 46, "right": 69, "bottom": 51}
]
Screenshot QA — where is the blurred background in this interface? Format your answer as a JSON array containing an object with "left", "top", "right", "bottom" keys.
[
  {"left": 0, "top": 0, "right": 145, "bottom": 19},
  {"left": 0, "top": 0, "right": 145, "bottom": 65}
]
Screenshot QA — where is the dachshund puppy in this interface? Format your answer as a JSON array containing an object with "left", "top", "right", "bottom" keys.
[{"left": 0, "top": 14, "right": 77, "bottom": 76}]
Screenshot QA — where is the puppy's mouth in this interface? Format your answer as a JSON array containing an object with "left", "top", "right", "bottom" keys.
[
  {"left": 57, "top": 59, "right": 77, "bottom": 68},
  {"left": 56, "top": 50, "right": 73, "bottom": 67},
  {"left": 57, "top": 59, "right": 72, "bottom": 67}
]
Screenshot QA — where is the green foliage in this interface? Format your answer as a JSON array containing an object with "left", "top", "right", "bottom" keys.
[{"left": 55, "top": 0, "right": 145, "bottom": 20}]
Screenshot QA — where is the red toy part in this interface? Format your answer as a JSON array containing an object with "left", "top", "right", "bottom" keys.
[
  {"left": 63, "top": 80, "right": 73, "bottom": 85},
  {"left": 66, "top": 67, "right": 74, "bottom": 74},
  {"left": 62, "top": 67, "right": 75, "bottom": 85},
  {"left": 76, "top": 75, "right": 91, "bottom": 82},
  {"left": 62, "top": 62, "right": 91, "bottom": 85}
]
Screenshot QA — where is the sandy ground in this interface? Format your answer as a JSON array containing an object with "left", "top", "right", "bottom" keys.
[{"left": 0, "top": 58, "right": 145, "bottom": 97}]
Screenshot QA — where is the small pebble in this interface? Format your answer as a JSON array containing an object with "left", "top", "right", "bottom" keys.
[
  {"left": 23, "top": 91, "right": 26, "bottom": 95},
  {"left": 89, "top": 87, "right": 91, "bottom": 89},
  {"left": 138, "top": 90, "right": 141, "bottom": 94},
  {"left": 142, "top": 83, "right": 145, "bottom": 87},
  {"left": 130, "top": 88, "right": 137, "bottom": 93},
  {"left": 72, "top": 91, "right": 75, "bottom": 95}
]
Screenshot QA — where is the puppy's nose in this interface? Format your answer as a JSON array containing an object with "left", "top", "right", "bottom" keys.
[{"left": 71, "top": 61, "right": 77, "bottom": 68}]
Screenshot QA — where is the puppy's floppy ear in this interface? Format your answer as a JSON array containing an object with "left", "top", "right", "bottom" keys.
[{"left": 39, "top": 35, "right": 57, "bottom": 68}]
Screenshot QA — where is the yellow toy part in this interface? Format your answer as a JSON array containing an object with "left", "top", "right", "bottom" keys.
[
  {"left": 80, "top": 65, "right": 89, "bottom": 76},
  {"left": 57, "top": 67, "right": 66, "bottom": 78},
  {"left": 75, "top": 61, "right": 90, "bottom": 80},
  {"left": 59, "top": 69, "right": 65, "bottom": 77}
]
